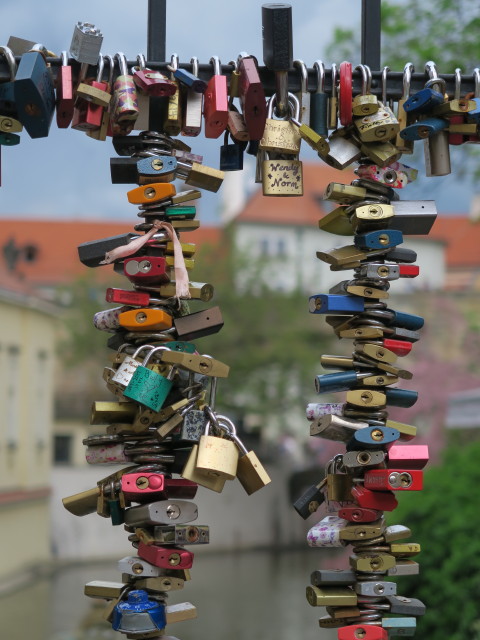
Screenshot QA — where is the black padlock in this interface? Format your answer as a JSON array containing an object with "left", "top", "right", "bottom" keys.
[
  {"left": 219, "top": 131, "right": 246, "bottom": 171},
  {"left": 78, "top": 233, "right": 138, "bottom": 267}
]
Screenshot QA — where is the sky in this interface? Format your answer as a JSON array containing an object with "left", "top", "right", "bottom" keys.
[{"left": 0, "top": 0, "right": 475, "bottom": 225}]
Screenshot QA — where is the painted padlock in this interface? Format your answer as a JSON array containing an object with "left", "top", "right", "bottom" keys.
[
  {"left": 111, "top": 344, "right": 155, "bottom": 388},
  {"left": 194, "top": 412, "right": 239, "bottom": 480},
  {"left": 123, "top": 347, "right": 176, "bottom": 412},
  {"left": 307, "top": 515, "right": 348, "bottom": 548},
  {"left": 121, "top": 473, "right": 198, "bottom": 502},
  {"left": 137, "top": 541, "right": 194, "bottom": 569},
  {"left": 86, "top": 442, "right": 133, "bottom": 464},
  {"left": 112, "top": 590, "right": 166, "bottom": 635},
  {"left": 93, "top": 305, "right": 130, "bottom": 332}
]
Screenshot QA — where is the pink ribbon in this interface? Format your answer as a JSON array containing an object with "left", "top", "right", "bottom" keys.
[{"left": 100, "top": 220, "right": 191, "bottom": 299}]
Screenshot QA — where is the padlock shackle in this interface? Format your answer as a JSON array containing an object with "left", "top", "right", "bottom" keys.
[
  {"left": 454, "top": 67, "right": 462, "bottom": 100},
  {"left": 381, "top": 66, "right": 390, "bottom": 104},
  {"left": 293, "top": 59, "right": 308, "bottom": 93},
  {"left": 209, "top": 55, "right": 222, "bottom": 77},
  {"left": 133, "top": 344, "right": 156, "bottom": 359},
  {"left": 402, "top": 62, "right": 414, "bottom": 99},
  {"left": 136, "top": 53, "right": 146, "bottom": 71},
  {"left": 140, "top": 345, "right": 169, "bottom": 366},
  {"left": 313, "top": 60, "right": 325, "bottom": 94},
  {"left": 473, "top": 68, "right": 480, "bottom": 98},
  {"left": 331, "top": 62, "right": 338, "bottom": 98},
  {"left": 267, "top": 91, "right": 300, "bottom": 120},
  {"left": 355, "top": 64, "right": 369, "bottom": 95},
  {"left": 190, "top": 56, "right": 199, "bottom": 77},
  {"left": 105, "top": 55, "right": 114, "bottom": 87},
  {"left": 167, "top": 53, "right": 179, "bottom": 72},
  {"left": 96, "top": 53, "right": 104, "bottom": 82},
  {"left": 115, "top": 52, "right": 129, "bottom": 77},
  {"left": 0, "top": 46, "right": 17, "bottom": 80}
]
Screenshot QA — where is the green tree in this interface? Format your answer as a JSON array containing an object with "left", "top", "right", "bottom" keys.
[
  {"left": 391, "top": 440, "right": 480, "bottom": 640},
  {"left": 327, "top": 0, "right": 480, "bottom": 72}
]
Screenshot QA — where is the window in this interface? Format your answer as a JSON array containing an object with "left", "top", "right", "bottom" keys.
[
  {"left": 34, "top": 350, "right": 49, "bottom": 446},
  {"left": 6, "top": 345, "right": 20, "bottom": 447},
  {"left": 259, "top": 238, "right": 269, "bottom": 256},
  {"left": 54, "top": 435, "right": 72, "bottom": 464},
  {"left": 277, "top": 238, "right": 286, "bottom": 256}
]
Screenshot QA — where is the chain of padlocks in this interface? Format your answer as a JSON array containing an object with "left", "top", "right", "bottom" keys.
[{"left": 2, "top": 3, "right": 477, "bottom": 638}]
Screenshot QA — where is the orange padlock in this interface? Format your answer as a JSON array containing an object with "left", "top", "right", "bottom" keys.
[
  {"left": 118, "top": 308, "right": 173, "bottom": 332},
  {"left": 127, "top": 182, "right": 177, "bottom": 205}
]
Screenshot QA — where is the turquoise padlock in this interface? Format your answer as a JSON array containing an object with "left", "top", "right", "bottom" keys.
[{"left": 123, "top": 346, "right": 176, "bottom": 411}]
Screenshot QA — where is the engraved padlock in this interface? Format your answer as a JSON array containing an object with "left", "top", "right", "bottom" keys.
[
  {"left": 123, "top": 346, "right": 176, "bottom": 411},
  {"left": 262, "top": 151, "right": 303, "bottom": 196},
  {"left": 259, "top": 92, "right": 301, "bottom": 154},
  {"left": 111, "top": 344, "right": 155, "bottom": 389},
  {"left": 194, "top": 409, "right": 239, "bottom": 480}
]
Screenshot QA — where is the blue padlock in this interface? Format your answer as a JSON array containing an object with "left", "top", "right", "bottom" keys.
[
  {"left": 13, "top": 48, "right": 55, "bottom": 138},
  {"left": 346, "top": 426, "right": 400, "bottom": 451},
  {"left": 354, "top": 229, "right": 403, "bottom": 250},
  {"left": 168, "top": 53, "right": 207, "bottom": 93},
  {"left": 314, "top": 371, "right": 371, "bottom": 394},
  {"left": 382, "top": 617, "right": 416, "bottom": 636},
  {"left": 400, "top": 117, "right": 448, "bottom": 140},
  {"left": 112, "top": 590, "right": 166, "bottom": 634},
  {"left": 166, "top": 341, "right": 197, "bottom": 353},
  {"left": 123, "top": 346, "right": 176, "bottom": 411},
  {"left": 385, "top": 388, "right": 418, "bottom": 408},
  {"left": 309, "top": 294, "right": 364, "bottom": 315},
  {"left": 136, "top": 155, "right": 177, "bottom": 181},
  {"left": 387, "top": 309, "right": 424, "bottom": 331},
  {"left": 403, "top": 79, "right": 445, "bottom": 114}
]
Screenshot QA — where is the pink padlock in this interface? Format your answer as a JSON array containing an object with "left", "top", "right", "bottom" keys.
[
  {"left": 137, "top": 541, "right": 194, "bottom": 569},
  {"left": 387, "top": 444, "right": 429, "bottom": 469}
]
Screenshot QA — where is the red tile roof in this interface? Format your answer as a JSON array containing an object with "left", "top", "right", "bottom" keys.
[
  {"left": 429, "top": 216, "right": 480, "bottom": 267},
  {"left": 0, "top": 219, "right": 221, "bottom": 287},
  {"left": 237, "top": 162, "right": 356, "bottom": 227}
]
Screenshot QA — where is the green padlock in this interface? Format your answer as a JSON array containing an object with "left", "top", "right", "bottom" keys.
[{"left": 123, "top": 346, "right": 176, "bottom": 411}]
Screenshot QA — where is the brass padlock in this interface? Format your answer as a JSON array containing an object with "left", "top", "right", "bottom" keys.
[
  {"left": 352, "top": 64, "right": 379, "bottom": 116},
  {"left": 259, "top": 92, "right": 301, "bottom": 154},
  {"left": 354, "top": 101, "right": 399, "bottom": 142},
  {"left": 195, "top": 410, "right": 239, "bottom": 480},
  {"left": 181, "top": 443, "right": 227, "bottom": 492},
  {"left": 262, "top": 152, "right": 303, "bottom": 196}
]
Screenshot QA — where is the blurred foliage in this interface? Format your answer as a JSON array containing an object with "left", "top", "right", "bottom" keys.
[
  {"left": 326, "top": 0, "right": 480, "bottom": 71},
  {"left": 390, "top": 438, "right": 480, "bottom": 640}
]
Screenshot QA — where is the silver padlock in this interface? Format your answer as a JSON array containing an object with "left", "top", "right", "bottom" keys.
[
  {"left": 111, "top": 344, "right": 155, "bottom": 389},
  {"left": 124, "top": 500, "right": 199, "bottom": 527},
  {"left": 118, "top": 556, "right": 164, "bottom": 578},
  {"left": 70, "top": 22, "right": 103, "bottom": 65}
]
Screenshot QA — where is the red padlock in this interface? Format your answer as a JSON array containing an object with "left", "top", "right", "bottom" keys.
[
  {"left": 137, "top": 542, "right": 194, "bottom": 569},
  {"left": 338, "top": 506, "right": 382, "bottom": 523},
  {"left": 106, "top": 288, "right": 151, "bottom": 307},
  {"left": 364, "top": 469, "right": 423, "bottom": 491},
  {"left": 383, "top": 338, "right": 412, "bottom": 357},
  {"left": 203, "top": 55, "right": 228, "bottom": 138},
  {"left": 351, "top": 485, "right": 398, "bottom": 511},
  {"left": 238, "top": 55, "right": 267, "bottom": 140},
  {"left": 339, "top": 61, "right": 353, "bottom": 126},
  {"left": 133, "top": 53, "right": 177, "bottom": 97},
  {"left": 72, "top": 55, "right": 110, "bottom": 132},
  {"left": 387, "top": 444, "right": 429, "bottom": 469},
  {"left": 121, "top": 473, "right": 198, "bottom": 502},
  {"left": 399, "top": 264, "right": 420, "bottom": 278},
  {"left": 56, "top": 51, "right": 74, "bottom": 128},
  {"left": 338, "top": 624, "right": 388, "bottom": 640},
  {"left": 123, "top": 256, "right": 169, "bottom": 285}
]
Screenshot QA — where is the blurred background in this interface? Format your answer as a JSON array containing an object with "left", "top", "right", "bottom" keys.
[{"left": 1, "top": 1, "right": 480, "bottom": 639}]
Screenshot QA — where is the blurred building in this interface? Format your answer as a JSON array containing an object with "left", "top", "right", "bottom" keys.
[{"left": 0, "top": 273, "right": 57, "bottom": 582}]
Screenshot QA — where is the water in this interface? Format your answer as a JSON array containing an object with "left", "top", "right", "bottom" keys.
[{"left": 0, "top": 550, "right": 337, "bottom": 640}]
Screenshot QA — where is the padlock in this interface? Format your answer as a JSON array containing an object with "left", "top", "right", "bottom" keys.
[
  {"left": 118, "top": 556, "right": 164, "bottom": 578},
  {"left": 124, "top": 499, "right": 198, "bottom": 527},
  {"left": 180, "top": 443, "right": 227, "bottom": 492},
  {"left": 195, "top": 412, "right": 239, "bottom": 480},
  {"left": 56, "top": 51, "right": 74, "bottom": 128},
  {"left": 350, "top": 552, "right": 397, "bottom": 573},
  {"left": 310, "top": 569, "right": 356, "bottom": 587},
  {"left": 111, "top": 345, "right": 154, "bottom": 388},
  {"left": 123, "top": 347, "right": 177, "bottom": 412},
  {"left": 423, "top": 63, "right": 451, "bottom": 176},
  {"left": 181, "top": 56, "right": 203, "bottom": 137},
  {"left": 314, "top": 372, "right": 374, "bottom": 394},
  {"left": 347, "top": 426, "right": 400, "bottom": 451},
  {"left": 167, "top": 52, "right": 207, "bottom": 93},
  {"left": 260, "top": 92, "right": 301, "bottom": 154},
  {"left": 351, "top": 484, "right": 398, "bottom": 511},
  {"left": 93, "top": 305, "right": 130, "bottom": 332},
  {"left": 401, "top": 116, "right": 448, "bottom": 140},
  {"left": 175, "top": 158, "right": 224, "bottom": 192},
  {"left": 293, "top": 59, "right": 311, "bottom": 123},
  {"left": 173, "top": 307, "right": 224, "bottom": 341},
  {"left": 87, "top": 54, "right": 114, "bottom": 141},
  {"left": 75, "top": 54, "right": 111, "bottom": 107},
  {"left": 121, "top": 473, "right": 198, "bottom": 502},
  {"left": 173, "top": 408, "right": 207, "bottom": 443},
  {"left": 13, "top": 45, "right": 55, "bottom": 138},
  {"left": 310, "top": 60, "right": 328, "bottom": 136},
  {"left": 342, "top": 450, "right": 386, "bottom": 469},
  {"left": 70, "top": 22, "right": 103, "bottom": 65},
  {"left": 364, "top": 469, "right": 423, "bottom": 491},
  {"left": 352, "top": 64, "right": 379, "bottom": 116},
  {"left": 293, "top": 478, "right": 326, "bottom": 519},
  {"left": 147, "top": 524, "right": 209, "bottom": 546},
  {"left": 72, "top": 55, "right": 110, "bottom": 131},
  {"left": 309, "top": 294, "right": 364, "bottom": 315},
  {"left": 220, "top": 130, "right": 246, "bottom": 171},
  {"left": 338, "top": 625, "right": 388, "bottom": 640},
  {"left": 338, "top": 506, "right": 382, "bottom": 523},
  {"left": 339, "top": 61, "right": 353, "bottom": 126},
  {"left": 387, "top": 444, "right": 429, "bottom": 469},
  {"left": 354, "top": 229, "right": 403, "bottom": 250},
  {"left": 218, "top": 415, "right": 271, "bottom": 494},
  {"left": 306, "top": 585, "right": 357, "bottom": 608},
  {"left": 382, "top": 618, "right": 416, "bottom": 636},
  {"left": 112, "top": 589, "right": 166, "bottom": 635},
  {"left": 237, "top": 53, "right": 267, "bottom": 140},
  {"left": 110, "top": 52, "right": 139, "bottom": 134},
  {"left": 307, "top": 515, "right": 348, "bottom": 548},
  {"left": 262, "top": 151, "right": 303, "bottom": 196},
  {"left": 384, "top": 595, "right": 426, "bottom": 616},
  {"left": 227, "top": 102, "right": 249, "bottom": 141},
  {"left": 354, "top": 100, "right": 399, "bottom": 142},
  {"left": 106, "top": 288, "right": 151, "bottom": 307},
  {"left": 118, "top": 308, "right": 173, "bottom": 332},
  {"left": 323, "top": 128, "right": 362, "bottom": 170},
  {"left": 137, "top": 541, "right": 194, "bottom": 570},
  {"left": 132, "top": 53, "right": 177, "bottom": 97},
  {"left": 85, "top": 441, "right": 133, "bottom": 465},
  {"left": 203, "top": 55, "right": 228, "bottom": 138},
  {"left": 306, "top": 402, "right": 345, "bottom": 421},
  {"left": 124, "top": 256, "right": 170, "bottom": 284}
]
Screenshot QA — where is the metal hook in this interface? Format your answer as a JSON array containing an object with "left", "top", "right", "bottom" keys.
[
  {"left": 473, "top": 68, "right": 480, "bottom": 99},
  {"left": 454, "top": 67, "right": 462, "bottom": 100},
  {"left": 190, "top": 56, "right": 199, "bottom": 77},
  {"left": 402, "top": 62, "right": 414, "bottom": 99},
  {"left": 381, "top": 66, "right": 390, "bottom": 106},
  {"left": 355, "top": 64, "right": 369, "bottom": 95},
  {"left": 167, "top": 53, "right": 179, "bottom": 73},
  {"left": 313, "top": 60, "right": 325, "bottom": 93},
  {"left": 209, "top": 56, "right": 221, "bottom": 76},
  {"left": 293, "top": 59, "right": 308, "bottom": 93}
]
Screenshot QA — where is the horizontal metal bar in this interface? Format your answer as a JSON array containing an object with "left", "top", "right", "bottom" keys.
[{"left": 0, "top": 57, "right": 476, "bottom": 99}]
